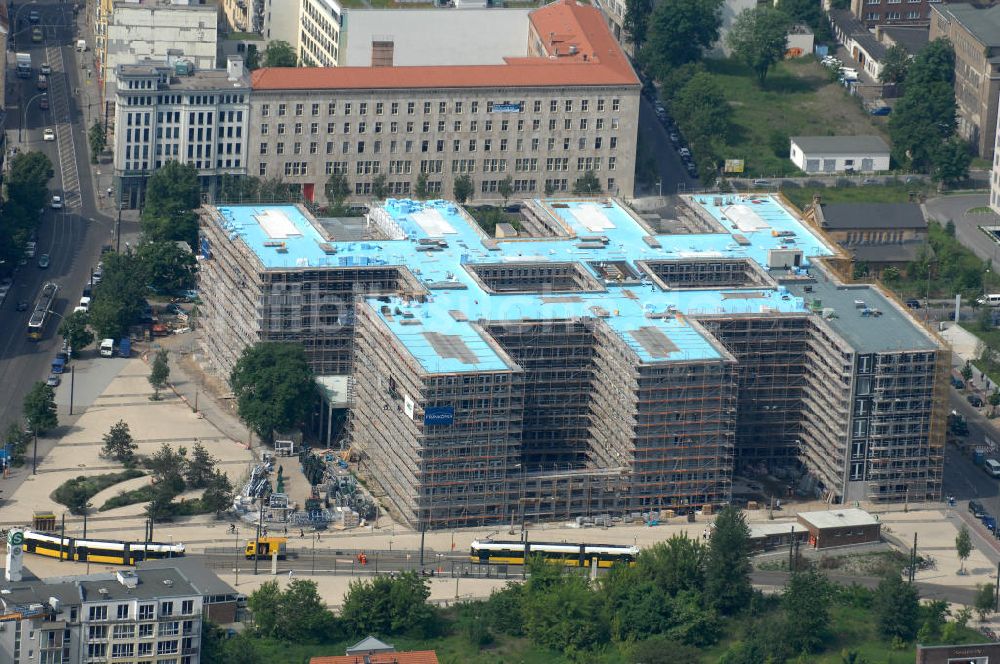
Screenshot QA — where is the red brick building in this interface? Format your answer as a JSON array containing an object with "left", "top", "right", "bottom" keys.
[{"left": 797, "top": 508, "right": 881, "bottom": 549}]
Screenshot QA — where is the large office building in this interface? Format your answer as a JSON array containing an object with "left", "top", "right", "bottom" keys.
[
  {"left": 248, "top": 0, "right": 639, "bottom": 204},
  {"left": 113, "top": 57, "right": 250, "bottom": 208},
  {"left": 0, "top": 566, "right": 207, "bottom": 663},
  {"left": 197, "top": 194, "right": 947, "bottom": 529}
]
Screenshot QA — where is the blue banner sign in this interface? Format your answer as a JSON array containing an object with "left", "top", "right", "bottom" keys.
[{"left": 424, "top": 406, "right": 455, "bottom": 426}]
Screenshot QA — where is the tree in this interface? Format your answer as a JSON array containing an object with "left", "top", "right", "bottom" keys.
[
  {"left": 643, "top": 0, "right": 724, "bottom": 80},
  {"left": 705, "top": 506, "right": 752, "bottom": 615},
  {"left": 244, "top": 44, "right": 260, "bottom": 71},
  {"left": 136, "top": 241, "right": 197, "bottom": 293},
  {"left": 89, "top": 251, "right": 149, "bottom": 339},
  {"left": 453, "top": 174, "right": 474, "bottom": 204},
  {"left": 522, "top": 560, "right": 609, "bottom": 654},
  {"left": 263, "top": 40, "right": 297, "bottom": 67},
  {"left": 671, "top": 72, "right": 732, "bottom": 146},
  {"left": 623, "top": 0, "right": 653, "bottom": 51},
  {"left": 498, "top": 175, "right": 514, "bottom": 205},
  {"left": 101, "top": 420, "right": 137, "bottom": 465},
  {"left": 217, "top": 174, "right": 261, "bottom": 203},
  {"left": 58, "top": 311, "right": 94, "bottom": 357},
  {"left": 415, "top": 172, "right": 430, "bottom": 200},
  {"left": 3, "top": 423, "right": 28, "bottom": 466},
  {"left": 324, "top": 172, "right": 350, "bottom": 209},
  {"left": 630, "top": 637, "right": 702, "bottom": 664},
  {"left": 573, "top": 171, "right": 602, "bottom": 195},
  {"left": 371, "top": 173, "right": 389, "bottom": 201},
  {"left": 185, "top": 442, "right": 216, "bottom": 489},
  {"left": 989, "top": 389, "right": 1000, "bottom": 417},
  {"left": 635, "top": 533, "right": 706, "bottom": 596},
  {"left": 544, "top": 180, "right": 556, "bottom": 197},
  {"left": 341, "top": 572, "right": 437, "bottom": 637},
  {"left": 777, "top": 0, "right": 830, "bottom": 41},
  {"left": 257, "top": 177, "right": 297, "bottom": 203},
  {"left": 229, "top": 343, "right": 317, "bottom": 442},
  {"left": 956, "top": 524, "right": 972, "bottom": 574},
  {"left": 874, "top": 573, "right": 920, "bottom": 640},
  {"left": 148, "top": 349, "right": 170, "bottom": 401},
  {"left": 727, "top": 7, "right": 792, "bottom": 85},
  {"left": 141, "top": 161, "right": 201, "bottom": 246},
  {"left": 248, "top": 579, "right": 336, "bottom": 642},
  {"left": 932, "top": 137, "right": 972, "bottom": 186},
  {"left": 23, "top": 381, "right": 58, "bottom": 435},
  {"left": 201, "top": 470, "right": 234, "bottom": 513},
  {"left": 145, "top": 443, "right": 188, "bottom": 493},
  {"left": 879, "top": 44, "right": 911, "bottom": 85},
  {"left": 88, "top": 121, "right": 106, "bottom": 163},
  {"left": 975, "top": 582, "right": 995, "bottom": 622},
  {"left": 783, "top": 567, "right": 831, "bottom": 653},
  {"left": 962, "top": 361, "right": 974, "bottom": 383}
]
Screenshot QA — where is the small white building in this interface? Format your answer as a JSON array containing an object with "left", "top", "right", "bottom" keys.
[{"left": 789, "top": 135, "right": 891, "bottom": 174}]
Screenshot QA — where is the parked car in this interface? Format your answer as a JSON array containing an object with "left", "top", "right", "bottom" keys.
[
  {"left": 50, "top": 195, "right": 62, "bottom": 209},
  {"left": 686, "top": 162, "right": 698, "bottom": 177},
  {"left": 752, "top": 179, "right": 772, "bottom": 187},
  {"left": 905, "top": 299, "right": 921, "bottom": 309},
  {"left": 46, "top": 374, "right": 61, "bottom": 387},
  {"left": 970, "top": 500, "right": 986, "bottom": 518},
  {"left": 951, "top": 377, "right": 965, "bottom": 389},
  {"left": 40, "top": 63, "right": 51, "bottom": 75},
  {"left": 31, "top": 27, "right": 43, "bottom": 43},
  {"left": 862, "top": 178, "right": 879, "bottom": 185},
  {"left": 968, "top": 394, "right": 985, "bottom": 407},
  {"left": 28, "top": 10, "right": 40, "bottom": 23},
  {"left": 43, "top": 128, "right": 55, "bottom": 142},
  {"left": 37, "top": 254, "right": 49, "bottom": 269}
]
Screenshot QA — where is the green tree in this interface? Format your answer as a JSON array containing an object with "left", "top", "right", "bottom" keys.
[
  {"left": 573, "top": 171, "right": 602, "bottom": 195},
  {"left": 248, "top": 579, "right": 336, "bottom": 642},
  {"left": 244, "top": 44, "right": 260, "bottom": 71},
  {"left": 262, "top": 40, "right": 297, "bottom": 67},
  {"left": 185, "top": 442, "right": 216, "bottom": 489},
  {"left": 727, "top": 7, "right": 792, "bottom": 85},
  {"left": 630, "top": 637, "right": 702, "bottom": 664},
  {"left": 200, "top": 470, "right": 234, "bottom": 513},
  {"left": 989, "top": 389, "right": 1000, "bottom": 417},
  {"left": 415, "top": 172, "right": 430, "bottom": 200},
  {"left": 324, "top": 172, "right": 351, "bottom": 209},
  {"left": 341, "top": 572, "right": 437, "bottom": 637},
  {"left": 962, "top": 361, "right": 974, "bottom": 383},
  {"left": 229, "top": 343, "right": 317, "bottom": 443},
  {"left": 135, "top": 241, "right": 197, "bottom": 293},
  {"left": 784, "top": 567, "right": 831, "bottom": 653},
  {"left": 956, "top": 524, "right": 972, "bottom": 574},
  {"left": 453, "top": 174, "right": 474, "bottom": 204},
  {"left": 141, "top": 161, "right": 201, "bottom": 246},
  {"left": 975, "top": 582, "right": 995, "bottom": 622},
  {"left": 776, "top": 0, "right": 830, "bottom": 41},
  {"left": 88, "top": 121, "right": 106, "bottom": 163},
  {"left": 879, "top": 44, "right": 911, "bottom": 85},
  {"left": 145, "top": 443, "right": 188, "bottom": 492},
  {"left": 89, "top": 252, "right": 148, "bottom": 339},
  {"left": 931, "top": 137, "right": 972, "bottom": 186},
  {"left": 522, "top": 559, "right": 609, "bottom": 655},
  {"left": 371, "top": 173, "right": 389, "bottom": 201},
  {"left": 23, "top": 381, "right": 58, "bottom": 435},
  {"left": 705, "top": 505, "right": 752, "bottom": 615},
  {"left": 623, "top": 0, "right": 653, "bottom": 51},
  {"left": 643, "top": 0, "right": 724, "bottom": 80},
  {"left": 257, "top": 177, "right": 296, "bottom": 203},
  {"left": 671, "top": 72, "right": 732, "bottom": 146},
  {"left": 8, "top": 151, "right": 54, "bottom": 212},
  {"left": 498, "top": 175, "right": 514, "bottom": 205},
  {"left": 874, "top": 573, "right": 920, "bottom": 640},
  {"left": 217, "top": 174, "right": 261, "bottom": 203},
  {"left": 3, "top": 423, "right": 28, "bottom": 466},
  {"left": 544, "top": 180, "right": 556, "bottom": 197},
  {"left": 148, "top": 349, "right": 170, "bottom": 401},
  {"left": 101, "top": 420, "right": 137, "bottom": 465},
  {"left": 635, "top": 533, "right": 706, "bottom": 596},
  {"left": 58, "top": 311, "right": 94, "bottom": 357}
]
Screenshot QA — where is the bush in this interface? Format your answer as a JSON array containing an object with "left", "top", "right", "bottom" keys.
[
  {"left": 52, "top": 470, "right": 145, "bottom": 514},
  {"left": 99, "top": 485, "right": 156, "bottom": 511}
]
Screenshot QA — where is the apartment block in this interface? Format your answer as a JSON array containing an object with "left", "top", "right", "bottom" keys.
[
  {"left": 851, "top": 0, "right": 937, "bottom": 27},
  {"left": 930, "top": 3, "right": 1000, "bottom": 157},
  {"left": 249, "top": 0, "right": 639, "bottom": 203},
  {"left": 113, "top": 57, "right": 250, "bottom": 208},
  {"left": 197, "top": 193, "right": 945, "bottom": 529},
  {"left": 222, "top": 0, "right": 300, "bottom": 44},
  {"left": 0, "top": 566, "right": 208, "bottom": 664}
]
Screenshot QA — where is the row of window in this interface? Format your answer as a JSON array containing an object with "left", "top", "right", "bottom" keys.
[
  {"left": 259, "top": 135, "right": 619, "bottom": 157},
  {"left": 260, "top": 97, "right": 622, "bottom": 118},
  {"left": 261, "top": 115, "right": 619, "bottom": 136},
  {"left": 261, "top": 157, "right": 615, "bottom": 178}
]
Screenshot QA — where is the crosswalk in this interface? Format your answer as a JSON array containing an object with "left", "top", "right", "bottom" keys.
[{"left": 45, "top": 44, "right": 81, "bottom": 211}]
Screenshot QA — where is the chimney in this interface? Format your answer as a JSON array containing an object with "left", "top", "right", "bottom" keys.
[
  {"left": 371, "top": 39, "right": 394, "bottom": 67},
  {"left": 227, "top": 55, "right": 244, "bottom": 81}
]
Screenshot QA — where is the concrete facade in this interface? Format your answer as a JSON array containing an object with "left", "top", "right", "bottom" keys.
[
  {"left": 113, "top": 59, "right": 250, "bottom": 209},
  {"left": 851, "top": 0, "right": 936, "bottom": 27},
  {"left": 222, "top": 0, "right": 301, "bottom": 45},
  {"left": 789, "top": 136, "right": 891, "bottom": 173},
  {"left": 105, "top": 0, "right": 219, "bottom": 91},
  {"left": 930, "top": 3, "right": 1000, "bottom": 158}
]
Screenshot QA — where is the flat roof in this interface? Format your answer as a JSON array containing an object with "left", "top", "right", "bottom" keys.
[
  {"left": 340, "top": 9, "right": 532, "bottom": 67},
  {"left": 204, "top": 193, "right": 940, "bottom": 375},
  {"left": 252, "top": 0, "right": 638, "bottom": 91},
  {"left": 137, "top": 558, "right": 238, "bottom": 598},
  {"left": 798, "top": 508, "right": 879, "bottom": 529},
  {"left": 749, "top": 521, "right": 803, "bottom": 538},
  {"left": 933, "top": 3, "right": 1000, "bottom": 46},
  {"left": 790, "top": 135, "right": 890, "bottom": 155},
  {"left": 821, "top": 203, "right": 927, "bottom": 230},
  {"left": 117, "top": 63, "right": 250, "bottom": 90}
]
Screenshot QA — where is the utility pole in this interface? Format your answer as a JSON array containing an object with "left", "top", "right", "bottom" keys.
[
  {"left": 32, "top": 430, "right": 38, "bottom": 475},
  {"left": 419, "top": 522, "right": 426, "bottom": 568},
  {"left": 995, "top": 560, "right": 999, "bottom": 612},
  {"left": 69, "top": 366, "right": 75, "bottom": 415},
  {"left": 234, "top": 527, "right": 240, "bottom": 587},
  {"left": 909, "top": 532, "right": 918, "bottom": 583}
]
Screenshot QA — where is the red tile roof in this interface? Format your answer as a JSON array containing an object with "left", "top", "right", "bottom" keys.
[
  {"left": 309, "top": 651, "right": 440, "bottom": 664},
  {"left": 251, "top": 0, "right": 638, "bottom": 91}
]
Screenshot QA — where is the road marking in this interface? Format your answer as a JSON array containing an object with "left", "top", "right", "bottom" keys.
[{"left": 45, "top": 44, "right": 81, "bottom": 212}]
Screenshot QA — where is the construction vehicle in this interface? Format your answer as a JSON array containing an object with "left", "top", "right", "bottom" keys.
[{"left": 245, "top": 536, "right": 287, "bottom": 560}]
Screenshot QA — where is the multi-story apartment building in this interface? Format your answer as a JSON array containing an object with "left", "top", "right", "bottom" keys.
[
  {"left": 851, "top": 0, "right": 937, "bottom": 27},
  {"left": 197, "top": 193, "right": 946, "bottom": 529},
  {"left": 249, "top": 0, "right": 639, "bottom": 203},
  {"left": 113, "top": 57, "right": 250, "bottom": 208},
  {"left": 0, "top": 566, "right": 206, "bottom": 664},
  {"left": 221, "top": 0, "right": 300, "bottom": 45},
  {"left": 930, "top": 3, "right": 1000, "bottom": 157}
]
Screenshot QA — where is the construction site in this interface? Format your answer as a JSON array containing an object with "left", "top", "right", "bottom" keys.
[{"left": 197, "top": 195, "right": 948, "bottom": 529}]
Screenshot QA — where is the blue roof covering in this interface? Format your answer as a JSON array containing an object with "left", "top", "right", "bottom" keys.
[{"left": 210, "top": 196, "right": 888, "bottom": 374}]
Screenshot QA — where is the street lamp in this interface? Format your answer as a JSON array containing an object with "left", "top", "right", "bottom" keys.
[{"left": 20, "top": 92, "right": 48, "bottom": 143}]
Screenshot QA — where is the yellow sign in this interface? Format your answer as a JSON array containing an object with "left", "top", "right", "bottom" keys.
[{"left": 724, "top": 159, "right": 745, "bottom": 174}]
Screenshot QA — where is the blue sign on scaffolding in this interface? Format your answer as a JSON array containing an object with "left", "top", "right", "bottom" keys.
[{"left": 423, "top": 406, "right": 455, "bottom": 426}]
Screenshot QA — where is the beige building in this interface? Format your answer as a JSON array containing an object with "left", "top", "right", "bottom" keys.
[
  {"left": 930, "top": 3, "right": 1000, "bottom": 157},
  {"left": 248, "top": 0, "right": 639, "bottom": 204}
]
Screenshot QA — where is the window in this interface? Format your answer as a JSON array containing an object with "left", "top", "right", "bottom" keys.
[
  {"left": 455, "top": 101, "right": 463, "bottom": 113},
  {"left": 117, "top": 604, "right": 129, "bottom": 620},
  {"left": 311, "top": 103, "right": 320, "bottom": 116},
  {"left": 581, "top": 99, "right": 589, "bottom": 112},
  {"left": 597, "top": 99, "right": 605, "bottom": 112},
  {"left": 160, "top": 602, "right": 174, "bottom": 618},
  {"left": 294, "top": 103, "right": 304, "bottom": 116},
  {"left": 359, "top": 102, "right": 368, "bottom": 115},
  {"left": 111, "top": 643, "right": 134, "bottom": 658},
  {"left": 612, "top": 99, "right": 620, "bottom": 111},
  {"left": 261, "top": 104, "right": 270, "bottom": 117},
  {"left": 375, "top": 102, "right": 383, "bottom": 115},
  {"left": 423, "top": 101, "right": 431, "bottom": 114},
  {"left": 391, "top": 102, "right": 399, "bottom": 115},
  {"left": 260, "top": 123, "right": 268, "bottom": 135},
  {"left": 89, "top": 606, "right": 108, "bottom": 621},
  {"left": 328, "top": 102, "right": 336, "bottom": 114},
  {"left": 138, "top": 643, "right": 152, "bottom": 656},
  {"left": 610, "top": 137, "right": 618, "bottom": 149},
  {"left": 565, "top": 100, "right": 573, "bottom": 112},
  {"left": 277, "top": 103, "right": 286, "bottom": 116},
  {"left": 276, "top": 123, "right": 286, "bottom": 135},
  {"left": 407, "top": 101, "right": 415, "bottom": 114},
  {"left": 156, "top": 640, "right": 178, "bottom": 655},
  {"left": 138, "top": 622, "right": 154, "bottom": 638},
  {"left": 550, "top": 100, "right": 558, "bottom": 112},
  {"left": 259, "top": 162, "right": 267, "bottom": 176},
  {"left": 294, "top": 123, "right": 303, "bottom": 135},
  {"left": 345, "top": 102, "right": 353, "bottom": 115},
  {"left": 160, "top": 621, "right": 179, "bottom": 637}
]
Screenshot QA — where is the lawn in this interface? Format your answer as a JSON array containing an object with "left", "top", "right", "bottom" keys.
[
  {"left": 702, "top": 57, "right": 889, "bottom": 177},
  {"left": 780, "top": 181, "right": 933, "bottom": 210}
]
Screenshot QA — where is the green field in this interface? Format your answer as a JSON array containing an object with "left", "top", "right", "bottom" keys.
[
  {"left": 780, "top": 181, "right": 932, "bottom": 210},
  {"left": 702, "top": 58, "right": 889, "bottom": 178}
]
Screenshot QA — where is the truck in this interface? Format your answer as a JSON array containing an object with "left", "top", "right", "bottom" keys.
[
  {"left": 100, "top": 338, "right": 114, "bottom": 358},
  {"left": 245, "top": 537, "right": 287, "bottom": 560},
  {"left": 118, "top": 338, "right": 131, "bottom": 358},
  {"left": 16, "top": 53, "right": 32, "bottom": 78}
]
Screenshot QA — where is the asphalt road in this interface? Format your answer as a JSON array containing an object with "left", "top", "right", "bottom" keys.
[
  {"left": 0, "top": 0, "right": 111, "bottom": 436},
  {"left": 636, "top": 94, "right": 699, "bottom": 196}
]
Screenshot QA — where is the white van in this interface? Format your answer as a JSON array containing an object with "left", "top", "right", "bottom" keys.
[
  {"left": 100, "top": 338, "right": 114, "bottom": 357},
  {"left": 979, "top": 294, "right": 1000, "bottom": 307},
  {"left": 986, "top": 459, "right": 1000, "bottom": 478},
  {"left": 76, "top": 40, "right": 87, "bottom": 52}
]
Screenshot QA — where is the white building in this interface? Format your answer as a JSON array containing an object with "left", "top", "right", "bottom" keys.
[
  {"left": 113, "top": 57, "right": 250, "bottom": 208},
  {"left": 0, "top": 567, "right": 205, "bottom": 664},
  {"left": 789, "top": 135, "right": 891, "bottom": 174},
  {"left": 106, "top": 0, "right": 219, "bottom": 91},
  {"left": 221, "top": 0, "right": 301, "bottom": 45}
]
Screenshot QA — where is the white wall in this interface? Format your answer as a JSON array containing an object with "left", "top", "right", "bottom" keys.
[
  {"left": 107, "top": 5, "right": 218, "bottom": 87},
  {"left": 790, "top": 145, "right": 890, "bottom": 173}
]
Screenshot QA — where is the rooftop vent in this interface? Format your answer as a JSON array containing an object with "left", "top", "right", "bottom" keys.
[
  {"left": 116, "top": 571, "right": 139, "bottom": 589},
  {"left": 162, "top": 579, "right": 174, "bottom": 587},
  {"left": 98, "top": 588, "right": 109, "bottom": 597}
]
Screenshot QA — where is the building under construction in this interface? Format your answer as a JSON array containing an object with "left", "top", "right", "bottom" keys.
[{"left": 198, "top": 195, "right": 947, "bottom": 529}]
